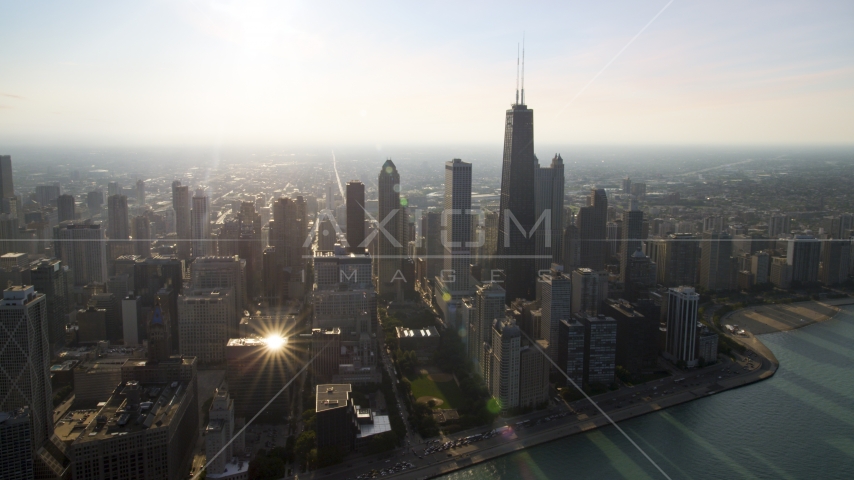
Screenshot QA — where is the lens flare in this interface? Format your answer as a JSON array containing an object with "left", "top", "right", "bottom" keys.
[{"left": 264, "top": 335, "right": 285, "bottom": 350}]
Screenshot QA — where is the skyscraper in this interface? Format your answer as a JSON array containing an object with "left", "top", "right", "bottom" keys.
[
  {"left": 0, "top": 286, "right": 52, "bottom": 449},
  {"left": 495, "top": 79, "right": 537, "bottom": 303},
  {"left": 191, "top": 189, "right": 210, "bottom": 258},
  {"left": 54, "top": 222, "right": 108, "bottom": 286},
  {"left": 346, "top": 180, "right": 366, "bottom": 253},
  {"left": 787, "top": 235, "right": 821, "bottom": 284},
  {"left": 132, "top": 215, "right": 151, "bottom": 258},
  {"left": 34, "top": 185, "right": 60, "bottom": 207},
  {"left": 30, "top": 259, "right": 70, "bottom": 355},
  {"left": 768, "top": 214, "right": 791, "bottom": 237},
  {"left": 172, "top": 181, "right": 191, "bottom": 260},
  {"left": 489, "top": 317, "right": 521, "bottom": 412},
  {"left": 534, "top": 154, "right": 565, "bottom": 271},
  {"left": 558, "top": 318, "right": 585, "bottom": 387},
  {"left": 107, "top": 181, "right": 120, "bottom": 197},
  {"left": 0, "top": 155, "right": 13, "bottom": 201},
  {"left": 107, "top": 194, "right": 130, "bottom": 239},
  {"left": 0, "top": 407, "right": 34, "bottom": 480},
  {"left": 178, "top": 288, "right": 234, "bottom": 365},
  {"left": 377, "top": 159, "right": 403, "bottom": 297},
  {"left": 87, "top": 190, "right": 104, "bottom": 216},
  {"left": 571, "top": 267, "right": 607, "bottom": 316},
  {"left": 539, "top": 264, "right": 571, "bottom": 363},
  {"left": 620, "top": 202, "right": 644, "bottom": 282},
  {"left": 135, "top": 179, "right": 145, "bottom": 207},
  {"left": 57, "top": 194, "right": 75, "bottom": 223},
  {"left": 470, "top": 282, "right": 506, "bottom": 374},
  {"left": 819, "top": 239, "right": 850, "bottom": 285},
  {"left": 0, "top": 215, "right": 19, "bottom": 256},
  {"left": 191, "top": 256, "right": 246, "bottom": 333},
  {"left": 700, "top": 231, "right": 734, "bottom": 291},
  {"left": 442, "top": 158, "right": 472, "bottom": 292},
  {"left": 664, "top": 286, "right": 700, "bottom": 367},
  {"left": 577, "top": 189, "right": 608, "bottom": 271},
  {"left": 147, "top": 301, "right": 172, "bottom": 362},
  {"left": 578, "top": 314, "right": 617, "bottom": 386},
  {"left": 650, "top": 233, "right": 699, "bottom": 287}
]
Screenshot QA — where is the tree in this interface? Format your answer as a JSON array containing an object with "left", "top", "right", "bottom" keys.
[
  {"left": 294, "top": 430, "right": 316, "bottom": 469},
  {"left": 248, "top": 455, "right": 285, "bottom": 480}
]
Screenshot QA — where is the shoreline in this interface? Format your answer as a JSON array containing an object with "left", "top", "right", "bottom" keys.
[
  {"left": 313, "top": 300, "right": 852, "bottom": 480},
  {"left": 400, "top": 356, "right": 778, "bottom": 479},
  {"left": 725, "top": 298, "right": 853, "bottom": 336}
]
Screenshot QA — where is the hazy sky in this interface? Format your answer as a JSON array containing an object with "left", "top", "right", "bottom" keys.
[{"left": 1, "top": 1, "right": 852, "bottom": 147}]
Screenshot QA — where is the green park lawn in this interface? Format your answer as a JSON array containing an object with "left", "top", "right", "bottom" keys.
[{"left": 407, "top": 374, "right": 465, "bottom": 410}]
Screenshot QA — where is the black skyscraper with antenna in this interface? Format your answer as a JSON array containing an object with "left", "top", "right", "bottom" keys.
[{"left": 496, "top": 39, "right": 537, "bottom": 303}]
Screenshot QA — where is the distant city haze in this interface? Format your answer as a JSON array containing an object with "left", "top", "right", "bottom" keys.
[{"left": 1, "top": 1, "right": 853, "bottom": 147}]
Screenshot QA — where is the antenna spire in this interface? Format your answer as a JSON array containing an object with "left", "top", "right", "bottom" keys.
[
  {"left": 515, "top": 43, "right": 520, "bottom": 105},
  {"left": 521, "top": 32, "right": 525, "bottom": 105}
]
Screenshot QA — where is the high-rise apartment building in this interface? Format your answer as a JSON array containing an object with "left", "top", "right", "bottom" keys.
[
  {"left": 489, "top": 317, "right": 521, "bottom": 412},
  {"left": 819, "top": 239, "right": 850, "bottom": 285},
  {"left": 56, "top": 194, "right": 75, "bottom": 223},
  {"left": 700, "top": 231, "right": 734, "bottom": 291},
  {"left": 664, "top": 286, "right": 700, "bottom": 367},
  {"left": 191, "top": 189, "right": 210, "bottom": 258},
  {"left": 767, "top": 214, "right": 791, "bottom": 237},
  {"left": 571, "top": 268, "right": 607, "bottom": 316},
  {"left": 788, "top": 235, "right": 821, "bottom": 284},
  {"left": 650, "top": 233, "right": 699, "bottom": 287},
  {"left": 172, "top": 181, "right": 191, "bottom": 260},
  {"left": 534, "top": 154, "right": 565, "bottom": 271},
  {"left": 562, "top": 224, "right": 581, "bottom": 271},
  {"left": 495, "top": 91, "right": 537, "bottom": 303},
  {"left": 54, "top": 222, "right": 108, "bottom": 286},
  {"left": 470, "top": 283, "right": 506, "bottom": 375},
  {"left": 107, "top": 194, "right": 129, "bottom": 240},
  {"left": 107, "top": 181, "right": 120, "bottom": 197},
  {"left": 603, "top": 299, "right": 659, "bottom": 378},
  {"left": 377, "top": 159, "right": 403, "bottom": 296},
  {"left": 577, "top": 314, "right": 617, "bottom": 386},
  {"left": 178, "top": 288, "right": 234, "bottom": 365},
  {"left": 346, "top": 181, "right": 366, "bottom": 253},
  {"left": 518, "top": 339, "right": 550, "bottom": 409},
  {"left": 624, "top": 248, "right": 657, "bottom": 301},
  {"left": 0, "top": 287, "right": 52, "bottom": 449},
  {"left": 539, "top": 265, "right": 571, "bottom": 363},
  {"left": 558, "top": 319, "right": 585, "bottom": 387}
]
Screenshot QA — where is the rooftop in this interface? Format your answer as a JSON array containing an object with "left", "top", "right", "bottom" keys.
[
  {"left": 74, "top": 380, "right": 189, "bottom": 443},
  {"left": 315, "top": 384, "right": 352, "bottom": 413}
]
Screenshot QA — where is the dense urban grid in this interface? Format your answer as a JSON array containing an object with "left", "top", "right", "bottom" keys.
[{"left": 2, "top": 88, "right": 854, "bottom": 480}]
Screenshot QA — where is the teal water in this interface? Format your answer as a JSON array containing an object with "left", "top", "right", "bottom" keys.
[{"left": 439, "top": 306, "right": 854, "bottom": 480}]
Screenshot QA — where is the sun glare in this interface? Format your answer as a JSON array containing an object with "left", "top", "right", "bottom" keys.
[{"left": 264, "top": 335, "right": 285, "bottom": 350}]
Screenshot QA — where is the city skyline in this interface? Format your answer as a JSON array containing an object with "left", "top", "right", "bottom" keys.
[{"left": 1, "top": 3, "right": 854, "bottom": 480}]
